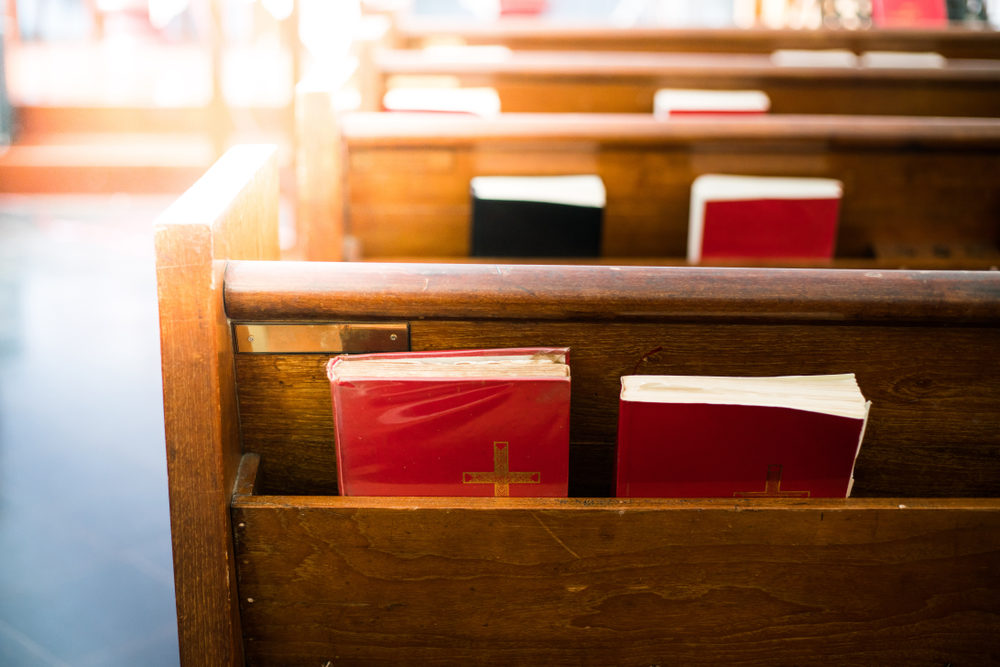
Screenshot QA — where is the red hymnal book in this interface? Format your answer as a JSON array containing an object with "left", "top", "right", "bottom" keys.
[
  {"left": 500, "top": 0, "right": 548, "bottom": 16},
  {"left": 688, "top": 175, "right": 843, "bottom": 263},
  {"left": 327, "top": 348, "right": 570, "bottom": 496},
  {"left": 615, "top": 374, "right": 870, "bottom": 498},
  {"left": 654, "top": 89, "right": 770, "bottom": 118},
  {"left": 871, "top": 0, "right": 947, "bottom": 26}
]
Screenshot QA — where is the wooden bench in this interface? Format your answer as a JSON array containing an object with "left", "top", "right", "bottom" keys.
[
  {"left": 295, "top": 98, "right": 1000, "bottom": 266},
  {"left": 157, "top": 145, "right": 1000, "bottom": 665},
  {"left": 369, "top": 48, "right": 1000, "bottom": 116},
  {"left": 394, "top": 18, "right": 1000, "bottom": 59}
]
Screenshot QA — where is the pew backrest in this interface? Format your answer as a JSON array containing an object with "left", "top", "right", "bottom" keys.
[
  {"left": 154, "top": 144, "right": 280, "bottom": 667},
  {"left": 372, "top": 48, "right": 1000, "bottom": 116},
  {"left": 396, "top": 18, "right": 1000, "bottom": 59},
  {"left": 297, "top": 104, "right": 1000, "bottom": 264}
]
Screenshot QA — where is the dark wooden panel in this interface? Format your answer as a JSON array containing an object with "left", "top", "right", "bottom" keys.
[
  {"left": 233, "top": 318, "right": 1000, "bottom": 498},
  {"left": 235, "top": 354, "right": 339, "bottom": 495},
  {"left": 483, "top": 74, "right": 1000, "bottom": 116},
  {"left": 231, "top": 471, "right": 1000, "bottom": 666}
]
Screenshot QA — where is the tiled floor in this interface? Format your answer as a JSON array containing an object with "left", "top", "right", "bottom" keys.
[{"left": 0, "top": 194, "right": 179, "bottom": 666}]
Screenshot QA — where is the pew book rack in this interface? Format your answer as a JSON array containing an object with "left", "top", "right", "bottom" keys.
[{"left": 156, "top": 146, "right": 1000, "bottom": 666}]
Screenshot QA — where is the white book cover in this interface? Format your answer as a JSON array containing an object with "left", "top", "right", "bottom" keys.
[
  {"left": 653, "top": 88, "right": 770, "bottom": 117},
  {"left": 471, "top": 175, "right": 606, "bottom": 209},
  {"left": 860, "top": 51, "right": 947, "bottom": 69},
  {"left": 770, "top": 49, "right": 859, "bottom": 68},
  {"left": 383, "top": 87, "right": 501, "bottom": 116}
]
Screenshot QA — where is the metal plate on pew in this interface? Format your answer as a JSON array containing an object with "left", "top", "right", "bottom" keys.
[{"left": 233, "top": 323, "right": 409, "bottom": 354}]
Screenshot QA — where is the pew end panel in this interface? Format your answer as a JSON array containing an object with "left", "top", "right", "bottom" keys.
[
  {"left": 222, "top": 260, "right": 1000, "bottom": 665},
  {"left": 154, "top": 145, "right": 280, "bottom": 666},
  {"left": 295, "top": 76, "right": 345, "bottom": 261}
]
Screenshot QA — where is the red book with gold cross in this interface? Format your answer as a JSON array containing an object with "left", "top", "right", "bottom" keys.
[
  {"left": 327, "top": 348, "right": 570, "bottom": 497},
  {"left": 615, "top": 374, "right": 871, "bottom": 498}
]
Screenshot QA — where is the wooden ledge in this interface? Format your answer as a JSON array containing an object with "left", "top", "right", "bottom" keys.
[
  {"left": 232, "top": 454, "right": 1000, "bottom": 512},
  {"left": 223, "top": 261, "right": 1000, "bottom": 325},
  {"left": 340, "top": 113, "right": 1000, "bottom": 147}
]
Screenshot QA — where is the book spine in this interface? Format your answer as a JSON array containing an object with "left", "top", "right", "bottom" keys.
[{"left": 614, "top": 398, "right": 629, "bottom": 498}]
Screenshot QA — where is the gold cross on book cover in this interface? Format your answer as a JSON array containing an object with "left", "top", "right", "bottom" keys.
[
  {"left": 733, "top": 464, "right": 811, "bottom": 498},
  {"left": 463, "top": 442, "right": 541, "bottom": 497}
]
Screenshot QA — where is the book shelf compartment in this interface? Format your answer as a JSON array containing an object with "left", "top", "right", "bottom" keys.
[{"left": 230, "top": 452, "right": 1000, "bottom": 665}]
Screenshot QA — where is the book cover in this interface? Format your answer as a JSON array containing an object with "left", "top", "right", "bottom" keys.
[
  {"left": 946, "top": 0, "right": 988, "bottom": 20},
  {"left": 327, "top": 347, "right": 571, "bottom": 497},
  {"left": 470, "top": 175, "right": 604, "bottom": 258},
  {"left": 500, "top": 0, "right": 548, "bottom": 16},
  {"left": 615, "top": 374, "right": 871, "bottom": 498},
  {"left": 871, "top": 0, "right": 947, "bottom": 26},
  {"left": 382, "top": 87, "right": 501, "bottom": 116},
  {"left": 860, "top": 51, "right": 946, "bottom": 69},
  {"left": 770, "top": 49, "right": 859, "bottom": 68},
  {"left": 654, "top": 88, "right": 770, "bottom": 118},
  {"left": 688, "top": 174, "right": 843, "bottom": 263}
]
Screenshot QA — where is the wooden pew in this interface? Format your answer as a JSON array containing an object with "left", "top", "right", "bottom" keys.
[
  {"left": 154, "top": 144, "right": 281, "bottom": 667},
  {"left": 370, "top": 48, "right": 1000, "bottom": 116},
  {"left": 395, "top": 17, "right": 1000, "bottom": 59},
  {"left": 295, "top": 99, "right": 1000, "bottom": 266},
  {"left": 156, "top": 151, "right": 1000, "bottom": 663}
]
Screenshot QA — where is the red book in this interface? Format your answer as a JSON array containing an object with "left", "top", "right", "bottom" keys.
[
  {"left": 871, "top": 0, "right": 947, "bottom": 26},
  {"left": 654, "top": 88, "right": 770, "bottom": 118},
  {"left": 327, "top": 348, "right": 570, "bottom": 496},
  {"left": 688, "top": 175, "right": 843, "bottom": 263},
  {"left": 615, "top": 374, "right": 871, "bottom": 498},
  {"left": 500, "top": 0, "right": 548, "bottom": 16}
]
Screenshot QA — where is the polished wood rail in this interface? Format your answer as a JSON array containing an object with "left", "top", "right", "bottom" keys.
[
  {"left": 224, "top": 261, "right": 1000, "bottom": 324},
  {"left": 341, "top": 111, "right": 1000, "bottom": 144}
]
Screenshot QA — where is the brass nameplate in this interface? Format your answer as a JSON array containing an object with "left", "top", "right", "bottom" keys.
[{"left": 234, "top": 323, "right": 409, "bottom": 354}]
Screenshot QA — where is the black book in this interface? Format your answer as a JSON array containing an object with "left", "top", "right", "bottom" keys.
[
  {"left": 947, "top": 0, "right": 988, "bottom": 21},
  {"left": 470, "top": 175, "right": 604, "bottom": 258}
]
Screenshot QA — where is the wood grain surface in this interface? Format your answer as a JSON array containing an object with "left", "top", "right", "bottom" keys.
[
  {"left": 154, "top": 145, "right": 280, "bottom": 667},
  {"left": 294, "top": 77, "right": 344, "bottom": 261},
  {"left": 222, "top": 259, "right": 1000, "bottom": 664},
  {"left": 332, "top": 113, "right": 1000, "bottom": 260},
  {"left": 231, "top": 453, "right": 1000, "bottom": 666},
  {"left": 225, "top": 261, "right": 1000, "bottom": 324}
]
